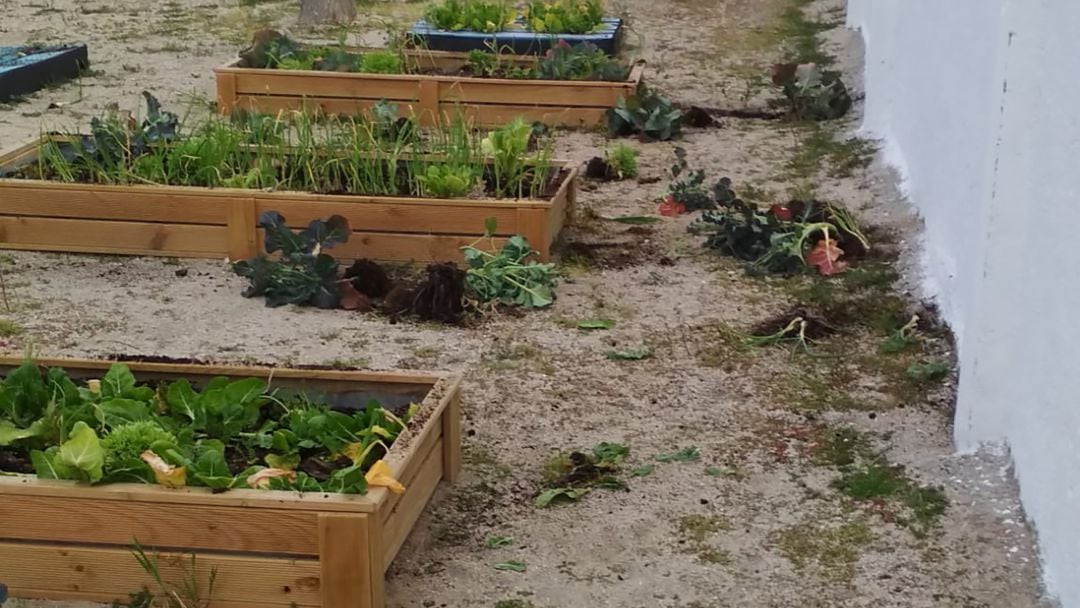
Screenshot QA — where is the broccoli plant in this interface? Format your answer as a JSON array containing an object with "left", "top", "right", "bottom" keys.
[{"left": 233, "top": 212, "right": 351, "bottom": 308}]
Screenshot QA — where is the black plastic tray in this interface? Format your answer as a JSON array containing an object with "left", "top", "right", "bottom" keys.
[
  {"left": 0, "top": 44, "right": 89, "bottom": 101},
  {"left": 409, "top": 18, "right": 621, "bottom": 55}
]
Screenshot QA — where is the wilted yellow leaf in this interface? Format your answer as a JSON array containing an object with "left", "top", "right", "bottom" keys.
[
  {"left": 139, "top": 451, "right": 186, "bottom": 489},
  {"left": 365, "top": 460, "right": 405, "bottom": 494},
  {"left": 246, "top": 468, "right": 296, "bottom": 489}
]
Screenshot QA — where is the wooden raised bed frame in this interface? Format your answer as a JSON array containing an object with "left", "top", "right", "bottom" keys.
[
  {"left": 214, "top": 47, "right": 645, "bottom": 128},
  {"left": 0, "top": 137, "right": 577, "bottom": 262},
  {"left": 0, "top": 356, "right": 463, "bottom": 608}
]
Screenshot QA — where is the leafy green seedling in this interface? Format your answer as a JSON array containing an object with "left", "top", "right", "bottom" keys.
[
  {"left": 493, "top": 560, "right": 527, "bottom": 573},
  {"left": 485, "top": 535, "right": 515, "bottom": 549},
  {"left": 606, "top": 347, "right": 652, "bottom": 361},
  {"left": 630, "top": 464, "right": 655, "bottom": 477},
  {"left": 577, "top": 318, "right": 615, "bottom": 330},
  {"left": 592, "top": 442, "right": 629, "bottom": 463},
  {"left": 654, "top": 447, "right": 701, "bottom": 463},
  {"left": 534, "top": 487, "right": 590, "bottom": 507},
  {"left": 880, "top": 315, "right": 919, "bottom": 354},
  {"left": 906, "top": 360, "right": 950, "bottom": 383}
]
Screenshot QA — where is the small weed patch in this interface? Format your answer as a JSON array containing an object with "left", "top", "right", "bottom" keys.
[
  {"left": 772, "top": 520, "right": 872, "bottom": 583},
  {"left": 833, "top": 459, "right": 948, "bottom": 538}
]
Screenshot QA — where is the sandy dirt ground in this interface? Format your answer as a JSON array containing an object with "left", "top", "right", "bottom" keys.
[{"left": 0, "top": 0, "right": 1061, "bottom": 607}]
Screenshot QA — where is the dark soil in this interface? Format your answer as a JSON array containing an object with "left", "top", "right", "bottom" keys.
[
  {"left": 407, "top": 262, "right": 466, "bottom": 324},
  {"left": 345, "top": 259, "right": 393, "bottom": 298},
  {"left": 751, "top": 305, "right": 837, "bottom": 341},
  {"left": 584, "top": 156, "right": 619, "bottom": 181},
  {"left": 0, "top": 448, "right": 32, "bottom": 474}
]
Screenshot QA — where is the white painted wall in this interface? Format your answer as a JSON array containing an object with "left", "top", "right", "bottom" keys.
[{"left": 848, "top": 0, "right": 1080, "bottom": 604}]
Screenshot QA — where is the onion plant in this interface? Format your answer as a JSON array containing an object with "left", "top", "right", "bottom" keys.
[{"left": 22, "top": 94, "right": 557, "bottom": 200}]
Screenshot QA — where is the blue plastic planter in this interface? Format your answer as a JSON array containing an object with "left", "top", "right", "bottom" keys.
[
  {"left": 0, "top": 44, "right": 89, "bottom": 101},
  {"left": 409, "top": 18, "right": 622, "bottom": 56}
]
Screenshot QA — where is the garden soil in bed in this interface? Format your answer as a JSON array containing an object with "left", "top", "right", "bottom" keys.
[{"left": 0, "top": 0, "right": 1056, "bottom": 607}]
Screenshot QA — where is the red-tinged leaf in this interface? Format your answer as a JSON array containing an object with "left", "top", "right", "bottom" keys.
[
  {"left": 805, "top": 238, "right": 848, "bottom": 276},
  {"left": 338, "top": 281, "right": 372, "bottom": 312},
  {"left": 657, "top": 195, "right": 687, "bottom": 217},
  {"left": 770, "top": 204, "right": 792, "bottom": 221}
]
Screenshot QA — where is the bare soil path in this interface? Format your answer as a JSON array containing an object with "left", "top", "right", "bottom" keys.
[{"left": 0, "top": 0, "right": 1057, "bottom": 607}]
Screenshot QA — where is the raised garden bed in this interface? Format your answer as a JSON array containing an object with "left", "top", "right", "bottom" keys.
[
  {"left": 0, "top": 135, "right": 578, "bottom": 262},
  {"left": 0, "top": 356, "right": 462, "bottom": 608},
  {"left": 0, "top": 44, "right": 89, "bottom": 101},
  {"left": 215, "top": 47, "right": 643, "bottom": 128},
  {"left": 409, "top": 17, "right": 622, "bottom": 55}
]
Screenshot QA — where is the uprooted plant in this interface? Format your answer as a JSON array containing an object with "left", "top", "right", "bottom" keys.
[
  {"left": 535, "top": 441, "right": 630, "bottom": 507},
  {"left": 233, "top": 215, "right": 557, "bottom": 318},
  {"left": 233, "top": 212, "right": 351, "bottom": 309},
  {"left": 770, "top": 63, "right": 852, "bottom": 121},
  {"left": 657, "top": 147, "right": 714, "bottom": 215},
  {"left": 686, "top": 175, "right": 870, "bottom": 274},
  {"left": 462, "top": 220, "right": 557, "bottom": 309}
]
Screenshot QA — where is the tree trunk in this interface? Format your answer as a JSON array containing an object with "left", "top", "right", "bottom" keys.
[{"left": 297, "top": 0, "right": 356, "bottom": 25}]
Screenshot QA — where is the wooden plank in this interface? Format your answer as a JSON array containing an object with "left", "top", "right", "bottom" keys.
[
  {"left": 438, "top": 79, "right": 628, "bottom": 107},
  {"left": 255, "top": 187, "right": 556, "bottom": 210},
  {"left": 256, "top": 197, "right": 522, "bottom": 237},
  {"left": 0, "top": 183, "right": 233, "bottom": 224},
  {"left": 11, "top": 589, "right": 316, "bottom": 608},
  {"left": 234, "top": 95, "right": 607, "bottom": 127},
  {"left": 446, "top": 103, "right": 608, "bottom": 128},
  {"left": 329, "top": 231, "right": 506, "bottom": 263},
  {"left": 382, "top": 440, "right": 444, "bottom": 568},
  {"left": 0, "top": 138, "right": 43, "bottom": 165},
  {"left": 234, "top": 71, "right": 422, "bottom": 101},
  {"left": 0, "top": 356, "right": 450, "bottom": 386},
  {"left": 377, "top": 410, "right": 442, "bottom": 526},
  {"left": 0, "top": 216, "right": 229, "bottom": 258},
  {"left": 0, "top": 542, "right": 322, "bottom": 606},
  {"left": 232, "top": 95, "right": 412, "bottom": 119},
  {"left": 546, "top": 165, "right": 577, "bottom": 254},
  {"left": 515, "top": 206, "right": 549, "bottom": 260},
  {"left": 318, "top": 514, "right": 373, "bottom": 608},
  {"left": 367, "top": 519, "right": 386, "bottom": 608},
  {"left": 442, "top": 387, "right": 462, "bottom": 483},
  {"left": 217, "top": 71, "right": 238, "bottom": 114},
  {"left": 227, "top": 197, "right": 259, "bottom": 260},
  {"left": 0, "top": 495, "right": 320, "bottom": 555}
]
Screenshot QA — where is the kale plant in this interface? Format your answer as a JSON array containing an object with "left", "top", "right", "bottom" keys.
[{"left": 233, "top": 212, "right": 351, "bottom": 308}]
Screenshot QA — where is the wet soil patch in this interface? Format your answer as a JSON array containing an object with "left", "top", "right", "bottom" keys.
[{"left": 559, "top": 226, "right": 669, "bottom": 270}]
